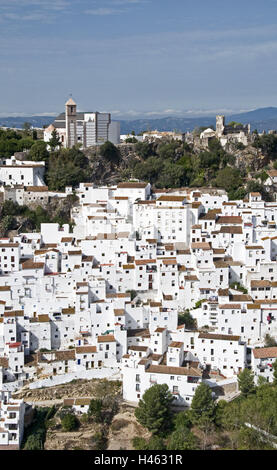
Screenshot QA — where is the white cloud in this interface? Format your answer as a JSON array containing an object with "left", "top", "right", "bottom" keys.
[
  {"left": 0, "top": 0, "right": 70, "bottom": 23},
  {"left": 84, "top": 7, "right": 124, "bottom": 15}
]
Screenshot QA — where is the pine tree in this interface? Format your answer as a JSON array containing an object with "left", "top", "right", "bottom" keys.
[
  {"left": 190, "top": 382, "right": 215, "bottom": 423},
  {"left": 134, "top": 384, "right": 174, "bottom": 435},
  {"left": 49, "top": 129, "right": 62, "bottom": 151},
  {"left": 237, "top": 368, "right": 255, "bottom": 397}
]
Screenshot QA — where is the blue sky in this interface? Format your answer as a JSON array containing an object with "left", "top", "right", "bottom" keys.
[{"left": 1, "top": 0, "right": 277, "bottom": 118}]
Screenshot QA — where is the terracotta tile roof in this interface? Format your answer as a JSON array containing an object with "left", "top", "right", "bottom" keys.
[
  {"left": 117, "top": 182, "right": 148, "bottom": 188},
  {"left": 25, "top": 186, "right": 48, "bottom": 192},
  {"left": 75, "top": 398, "right": 91, "bottom": 406},
  {"left": 251, "top": 280, "right": 272, "bottom": 288},
  {"left": 230, "top": 294, "right": 252, "bottom": 302},
  {"left": 127, "top": 328, "right": 150, "bottom": 338},
  {"left": 184, "top": 275, "right": 199, "bottom": 281},
  {"left": 169, "top": 341, "right": 183, "bottom": 348},
  {"left": 135, "top": 259, "right": 156, "bottom": 265},
  {"left": 0, "top": 357, "right": 9, "bottom": 368},
  {"left": 55, "top": 350, "right": 76, "bottom": 361},
  {"left": 146, "top": 364, "right": 202, "bottom": 377},
  {"left": 199, "top": 212, "right": 217, "bottom": 220},
  {"left": 150, "top": 302, "right": 162, "bottom": 307},
  {"left": 122, "top": 264, "right": 135, "bottom": 269},
  {"left": 191, "top": 242, "right": 211, "bottom": 250},
  {"left": 218, "top": 288, "right": 229, "bottom": 296},
  {"left": 75, "top": 346, "right": 97, "bottom": 354},
  {"left": 129, "top": 346, "right": 148, "bottom": 352},
  {"left": 217, "top": 216, "right": 242, "bottom": 224},
  {"left": 245, "top": 246, "right": 264, "bottom": 250},
  {"left": 220, "top": 226, "right": 243, "bottom": 234},
  {"left": 157, "top": 195, "right": 185, "bottom": 202},
  {"left": 114, "top": 309, "right": 125, "bottom": 315},
  {"left": 4, "top": 310, "right": 24, "bottom": 317},
  {"left": 21, "top": 260, "right": 44, "bottom": 270},
  {"left": 97, "top": 335, "right": 116, "bottom": 343},
  {"left": 253, "top": 347, "right": 277, "bottom": 359},
  {"left": 38, "top": 315, "right": 50, "bottom": 323},
  {"left": 0, "top": 243, "right": 19, "bottom": 248},
  {"left": 162, "top": 258, "right": 177, "bottom": 265},
  {"left": 63, "top": 399, "right": 74, "bottom": 406},
  {"left": 199, "top": 332, "right": 240, "bottom": 341},
  {"left": 62, "top": 307, "right": 75, "bottom": 315},
  {"left": 219, "top": 304, "right": 241, "bottom": 309}
]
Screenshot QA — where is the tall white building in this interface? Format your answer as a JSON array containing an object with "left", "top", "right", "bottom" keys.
[{"left": 44, "top": 98, "right": 120, "bottom": 149}]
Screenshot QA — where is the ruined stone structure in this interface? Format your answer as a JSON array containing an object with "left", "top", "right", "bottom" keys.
[{"left": 199, "top": 115, "right": 253, "bottom": 148}]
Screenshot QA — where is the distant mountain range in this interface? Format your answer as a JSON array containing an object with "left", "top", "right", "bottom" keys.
[
  {"left": 119, "top": 107, "right": 277, "bottom": 134},
  {"left": 2, "top": 107, "right": 277, "bottom": 135}
]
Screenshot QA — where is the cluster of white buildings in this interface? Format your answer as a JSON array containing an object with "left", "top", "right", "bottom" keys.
[
  {"left": 0, "top": 390, "right": 25, "bottom": 449},
  {"left": 0, "top": 157, "right": 45, "bottom": 189},
  {"left": 1, "top": 175, "right": 277, "bottom": 446}
]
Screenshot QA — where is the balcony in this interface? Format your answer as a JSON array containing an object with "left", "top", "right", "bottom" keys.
[{"left": 257, "top": 364, "right": 269, "bottom": 370}]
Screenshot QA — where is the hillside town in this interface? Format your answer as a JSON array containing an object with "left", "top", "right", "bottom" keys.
[{"left": 1, "top": 142, "right": 277, "bottom": 449}]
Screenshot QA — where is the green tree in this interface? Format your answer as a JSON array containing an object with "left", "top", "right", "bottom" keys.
[
  {"left": 61, "top": 413, "right": 79, "bottom": 431},
  {"left": 190, "top": 383, "right": 215, "bottom": 424},
  {"left": 135, "top": 141, "right": 154, "bottom": 159},
  {"left": 28, "top": 141, "right": 49, "bottom": 162},
  {"left": 215, "top": 166, "right": 242, "bottom": 193},
  {"left": 99, "top": 141, "right": 121, "bottom": 165},
  {"left": 173, "top": 410, "right": 192, "bottom": 430},
  {"left": 264, "top": 334, "right": 277, "bottom": 347},
  {"left": 167, "top": 428, "right": 198, "bottom": 450},
  {"left": 22, "top": 121, "right": 32, "bottom": 135},
  {"left": 237, "top": 368, "right": 255, "bottom": 397},
  {"left": 48, "top": 129, "right": 62, "bottom": 151},
  {"left": 132, "top": 436, "right": 149, "bottom": 450},
  {"left": 88, "top": 399, "right": 103, "bottom": 423},
  {"left": 135, "top": 384, "right": 174, "bottom": 435},
  {"left": 1, "top": 215, "right": 16, "bottom": 234},
  {"left": 24, "top": 434, "right": 43, "bottom": 450},
  {"left": 46, "top": 147, "right": 91, "bottom": 191},
  {"left": 93, "top": 431, "right": 107, "bottom": 450},
  {"left": 257, "top": 375, "right": 268, "bottom": 387},
  {"left": 178, "top": 310, "right": 197, "bottom": 329},
  {"left": 132, "top": 435, "right": 165, "bottom": 450},
  {"left": 237, "top": 426, "right": 274, "bottom": 450},
  {"left": 227, "top": 121, "right": 243, "bottom": 128},
  {"left": 147, "top": 435, "right": 165, "bottom": 450}
]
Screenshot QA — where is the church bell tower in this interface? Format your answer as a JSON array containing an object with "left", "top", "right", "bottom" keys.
[{"left": 65, "top": 97, "right": 77, "bottom": 148}]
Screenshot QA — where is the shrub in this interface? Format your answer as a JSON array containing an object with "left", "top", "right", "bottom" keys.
[{"left": 111, "top": 419, "right": 129, "bottom": 432}]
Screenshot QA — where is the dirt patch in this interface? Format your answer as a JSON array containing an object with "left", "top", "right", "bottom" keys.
[
  {"left": 13, "top": 378, "right": 122, "bottom": 403},
  {"left": 107, "top": 404, "right": 151, "bottom": 450}
]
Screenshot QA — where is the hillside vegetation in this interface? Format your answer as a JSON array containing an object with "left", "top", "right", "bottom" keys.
[{"left": 1, "top": 128, "right": 277, "bottom": 206}]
